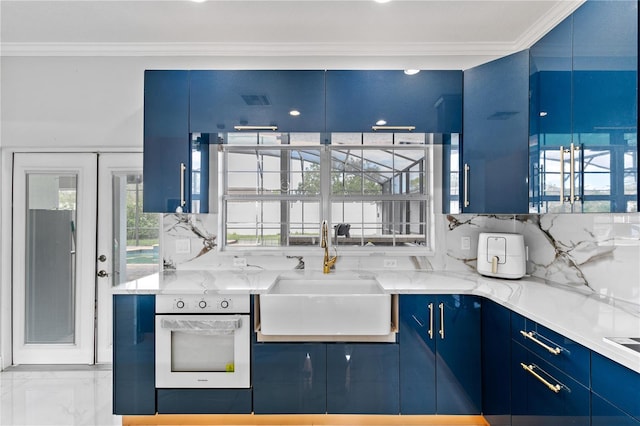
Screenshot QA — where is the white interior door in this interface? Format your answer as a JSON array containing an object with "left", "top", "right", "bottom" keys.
[
  {"left": 12, "top": 153, "right": 98, "bottom": 364},
  {"left": 95, "top": 153, "right": 159, "bottom": 363}
]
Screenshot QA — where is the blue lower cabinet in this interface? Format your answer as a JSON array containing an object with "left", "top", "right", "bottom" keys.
[
  {"left": 591, "top": 351, "right": 640, "bottom": 422},
  {"left": 157, "top": 389, "right": 251, "bottom": 414},
  {"left": 592, "top": 392, "right": 640, "bottom": 426},
  {"left": 252, "top": 343, "right": 326, "bottom": 414},
  {"left": 511, "top": 341, "right": 589, "bottom": 426},
  {"left": 112, "top": 295, "right": 156, "bottom": 415},
  {"left": 326, "top": 343, "right": 399, "bottom": 414},
  {"left": 481, "top": 299, "right": 511, "bottom": 425},
  {"left": 398, "top": 295, "right": 481, "bottom": 415}
]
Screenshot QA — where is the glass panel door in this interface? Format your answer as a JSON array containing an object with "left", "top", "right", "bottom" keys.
[{"left": 13, "top": 153, "right": 97, "bottom": 364}]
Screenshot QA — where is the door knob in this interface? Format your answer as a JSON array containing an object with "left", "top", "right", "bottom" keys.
[
  {"left": 98, "top": 254, "right": 107, "bottom": 262},
  {"left": 97, "top": 270, "right": 109, "bottom": 278}
]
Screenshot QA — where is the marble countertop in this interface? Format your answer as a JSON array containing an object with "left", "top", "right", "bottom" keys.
[{"left": 114, "top": 268, "right": 640, "bottom": 374}]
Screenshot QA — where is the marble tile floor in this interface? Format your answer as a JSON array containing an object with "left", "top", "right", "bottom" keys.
[{"left": 0, "top": 365, "right": 121, "bottom": 426}]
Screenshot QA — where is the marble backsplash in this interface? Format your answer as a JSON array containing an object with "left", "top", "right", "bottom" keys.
[{"left": 161, "top": 212, "right": 640, "bottom": 307}]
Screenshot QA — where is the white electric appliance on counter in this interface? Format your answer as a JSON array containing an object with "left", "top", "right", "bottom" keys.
[
  {"left": 155, "top": 293, "right": 250, "bottom": 388},
  {"left": 477, "top": 232, "right": 526, "bottom": 279}
]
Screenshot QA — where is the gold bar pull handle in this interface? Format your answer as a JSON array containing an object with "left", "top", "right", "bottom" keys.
[
  {"left": 520, "top": 330, "right": 562, "bottom": 355},
  {"left": 233, "top": 125, "right": 278, "bottom": 131},
  {"left": 438, "top": 302, "right": 445, "bottom": 339},
  {"left": 521, "top": 363, "right": 562, "bottom": 394},
  {"left": 559, "top": 146, "right": 565, "bottom": 203},
  {"left": 179, "top": 162, "right": 187, "bottom": 208},
  {"left": 491, "top": 256, "right": 499, "bottom": 274},
  {"left": 371, "top": 125, "right": 416, "bottom": 131},
  {"left": 463, "top": 163, "right": 470, "bottom": 208},
  {"left": 427, "top": 303, "right": 434, "bottom": 339}
]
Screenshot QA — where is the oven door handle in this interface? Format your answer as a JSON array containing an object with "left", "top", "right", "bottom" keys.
[{"left": 160, "top": 318, "right": 242, "bottom": 335}]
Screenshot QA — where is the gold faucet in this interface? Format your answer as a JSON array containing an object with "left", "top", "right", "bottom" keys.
[{"left": 321, "top": 220, "right": 337, "bottom": 273}]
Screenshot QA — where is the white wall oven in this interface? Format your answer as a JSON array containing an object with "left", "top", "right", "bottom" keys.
[{"left": 155, "top": 294, "right": 250, "bottom": 388}]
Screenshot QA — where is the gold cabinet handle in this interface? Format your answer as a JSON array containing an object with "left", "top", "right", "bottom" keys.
[
  {"left": 233, "top": 125, "right": 278, "bottom": 131},
  {"left": 520, "top": 330, "right": 562, "bottom": 355},
  {"left": 559, "top": 146, "right": 565, "bottom": 203},
  {"left": 438, "top": 302, "right": 445, "bottom": 339},
  {"left": 463, "top": 163, "right": 470, "bottom": 208},
  {"left": 371, "top": 125, "right": 416, "bottom": 131},
  {"left": 427, "top": 303, "right": 434, "bottom": 339},
  {"left": 521, "top": 363, "right": 563, "bottom": 394},
  {"left": 179, "top": 162, "right": 187, "bottom": 207}
]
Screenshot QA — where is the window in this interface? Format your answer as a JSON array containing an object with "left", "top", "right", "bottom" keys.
[{"left": 222, "top": 132, "right": 434, "bottom": 251}]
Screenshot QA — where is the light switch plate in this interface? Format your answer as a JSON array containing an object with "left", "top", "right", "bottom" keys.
[
  {"left": 461, "top": 236, "right": 471, "bottom": 251},
  {"left": 175, "top": 239, "right": 191, "bottom": 254}
]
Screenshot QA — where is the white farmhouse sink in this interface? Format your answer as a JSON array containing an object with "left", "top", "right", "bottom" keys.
[{"left": 259, "top": 273, "right": 392, "bottom": 336}]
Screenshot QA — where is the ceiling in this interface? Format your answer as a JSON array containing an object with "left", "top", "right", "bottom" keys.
[{"left": 0, "top": 0, "right": 585, "bottom": 69}]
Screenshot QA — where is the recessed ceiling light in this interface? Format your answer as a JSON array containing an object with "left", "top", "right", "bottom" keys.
[
  {"left": 404, "top": 69, "right": 420, "bottom": 75},
  {"left": 191, "top": 0, "right": 207, "bottom": 3},
  {"left": 374, "top": 0, "right": 392, "bottom": 3},
  {"left": 376, "top": 119, "right": 387, "bottom": 126},
  {"left": 289, "top": 110, "right": 301, "bottom": 117}
]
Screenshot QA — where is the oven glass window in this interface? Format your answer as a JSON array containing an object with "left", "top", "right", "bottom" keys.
[{"left": 171, "top": 332, "right": 235, "bottom": 372}]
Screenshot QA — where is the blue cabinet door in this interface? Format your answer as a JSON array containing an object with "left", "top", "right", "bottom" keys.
[
  {"left": 156, "top": 389, "right": 252, "bottom": 414},
  {"left": 592, "top": 392, "right": 640, "bottom": 426},
  {"left": 481, "top": 299, "right": 511, "bottom": 425},
  {"left": 398, "top": 295, "right": 481, "bottom": 415},
  {"left": 399, "top": 295, "right": 437, "bottom": 414},
  {"left": 591, "top": 351, "right": 640, "bottom": 422},
  {"left": 143, "top": 70, "right": 191, "bottom": 213},
  {"left": 190, "top": 70, "right": 325, "bottom": 133},
  {"left": 326, "top": 343, "right": 399, "bottom": 414},
  {"left": 462, "top": 50, "right": 529, "bottom": 214},
  {"left": 571, "top": 0, "right": 638, "bottom": 213},
  {"left": 252, "top": 343, "right": 326, "bottom": 414},
  {"left": 436, "top": 295, "right": 482, "bottom": 414},
  {"left": 511, "top": 341, "right": 590, "bottom": 426},
  {"left": 326, "top": 70, "right": 462, "bottom": 133},
  {"left": 112, "top": 295, "right": 155, "bottom": 415},
  {"left": 529, "top": 15, "right": 573, "bottom": 213}
]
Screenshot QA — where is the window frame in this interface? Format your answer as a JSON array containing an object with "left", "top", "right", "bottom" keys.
[{"left": 221, "top": 136, "right": 435, "bottom": 254}]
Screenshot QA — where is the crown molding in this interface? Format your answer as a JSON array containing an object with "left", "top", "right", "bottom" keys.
[
  {"left": 514, "top": 0, "right": 585, "bottom": 50},
  {"left": 1, "top": 41, "right": 521, "bottom": 58}
]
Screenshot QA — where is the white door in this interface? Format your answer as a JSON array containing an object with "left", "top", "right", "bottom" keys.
[
  {"left": 13, "top": 152, "right": 159, "bottom": 365},
  {"left": 95, "top": 153, "right": 160, "bottom": 363},
  {"left": 12, "top": 153, "right": 98, "bottom": 364}
]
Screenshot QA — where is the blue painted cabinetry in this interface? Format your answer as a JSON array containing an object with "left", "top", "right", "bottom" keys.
[
  {"left": 511, "top": 312, "right": 590, "bottom": 425},
  {"left": 157, "top": 389, "right": 251, "bottom": 414},
  {"left": 399, "top": 294, "right": 481, "bottom": 414},
  {"left": 529, "top": 0, "right": 638, "bottom": 213},
  {"left": 591, "top": 351, "right": 640, "bottom": 424},
  {"left": 112, "top": 295, "right": 155, "bottom": 415},
  {"left": 325, "top": 70, "right": 462, "bottom": 134},
  {"left": 481, "top": 299, "right": 511, "bottom": 425},
  {"left": 253, "top": 342, "right": 399, "bottom": 415},
  {"left": 461, "top": 50, "right": 530, "bottom": 214},
  {"left": 252, "top": 343, "right": 327, "bottom": 414},
  {"left": 190, "top": 70, "right": 326, "bottom": 133},
  {"left": 326, "top": 343, "right": 399, "bottom": 414},
  {"left": 143, "top": 70, "right": 191, "bottom": 213}
]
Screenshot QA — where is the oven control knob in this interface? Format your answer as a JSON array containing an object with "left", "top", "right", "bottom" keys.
[
  {"left": 176, "top": 300, "right": 185, "bottom": 309},
  {"left": 220, "top": 300, "right": 229, "bottom": 309},
  {"left": 198, "top": 300, "right": 207, "bottom": 309}
]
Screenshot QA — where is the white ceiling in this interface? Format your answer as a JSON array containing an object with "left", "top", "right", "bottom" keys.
[{"left": 0, "top": 0, "right": 585, "bottom": 69}]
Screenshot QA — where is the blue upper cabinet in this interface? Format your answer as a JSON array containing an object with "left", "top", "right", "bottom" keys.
[
  {"left": 530, "top": 0, "right": 638, "bottom": 213},
  {"left": 190, "top": 70, "right": 325, "bottom": 133},
  {"left": 462, "top": 50, "right": 530, "bottom": 214},
  {"left": 143, "top": 70, "right": 191, "bottom": 213},
  {"left": 325, "top": 70, "right": 462, "bottom": 134}
]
